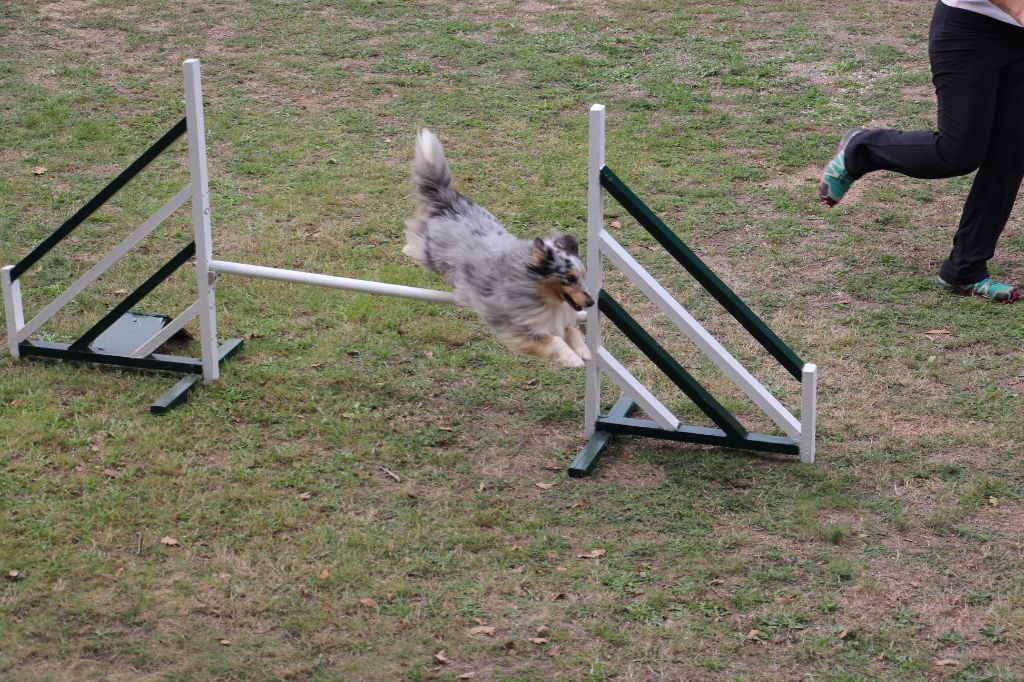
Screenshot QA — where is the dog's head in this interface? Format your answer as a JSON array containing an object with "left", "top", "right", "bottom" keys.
[{"left": 527, "top": 234, "right": 595, "bottom": 311}]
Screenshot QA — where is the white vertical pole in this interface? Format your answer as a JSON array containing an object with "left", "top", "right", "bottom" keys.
[
  {"left": 800, "top": 363, "right": 817, "bottom": 463},
  {"left": 584, "top": 104, "right": 606, "bottom": 438},
  {"left": 2, "top": 265, "right": 24, "bottom": 358},
  {"left": 183, "top": 59, "right": 220, "bottom": 382}
]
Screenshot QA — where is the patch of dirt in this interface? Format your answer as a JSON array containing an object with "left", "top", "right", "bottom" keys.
[
  {"left": 36, "top": 0, "right": 126, "bottom": 56},
  {"left": 967, "top": 503, "right": 1024, "bottom": 543}
]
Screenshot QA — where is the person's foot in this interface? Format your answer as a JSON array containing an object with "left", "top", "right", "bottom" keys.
[
  {"left": 819, "top": 128, "right": 866, "bottom": 207},
  {"left": 935, "top": 275, "right": 1021, "bottom": 303}
]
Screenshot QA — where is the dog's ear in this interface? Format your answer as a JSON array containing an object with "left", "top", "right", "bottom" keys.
[
  {"left": 529, "top": 236, "right": 555, "bottom": 275},
  {"left": 553, "top": 233, "right": 579, "bottom": 256}
]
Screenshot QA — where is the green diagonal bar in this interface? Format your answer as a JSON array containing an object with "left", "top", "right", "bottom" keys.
[
  {"left": 600, "top": 166, "right": 804, "bottom": 380},
  {"left": 599, "top": 291, "right": 747, "bottom": 439}
]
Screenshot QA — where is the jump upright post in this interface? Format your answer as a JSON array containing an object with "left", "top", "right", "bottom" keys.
[{"left": 570, "top": 104, "right": 817, "bottom": 476}]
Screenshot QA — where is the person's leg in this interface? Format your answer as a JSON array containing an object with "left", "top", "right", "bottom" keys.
[
  {"left": 936, "top": 39, "right": 1024, "bottom": 290},
  {"left": 819, "top": 2, "right": 998, "bottom": 206},
  {"left": 845, "top": 3, "right": 998, "bottom": 180}
]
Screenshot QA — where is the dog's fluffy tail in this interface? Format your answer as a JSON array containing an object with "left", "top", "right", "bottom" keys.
[
  {"left": 412, "top": 129, "right": 456, "bottom": 213},
  {"left": 404, "top": 129, "right": 457, "bottom": 267}
]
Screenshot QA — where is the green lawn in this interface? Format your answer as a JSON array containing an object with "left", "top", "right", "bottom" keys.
[{"left": 2, "top": 1, "right": 1022, "bottom": 679}]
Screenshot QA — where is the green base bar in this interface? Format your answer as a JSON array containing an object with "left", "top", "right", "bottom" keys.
[
  {"left": 596, "top": 416, "right": 799, "bottom": 456},
  {"left": 20, "top": 340, "right": 208, "bottom": 373},
  {"left": 151, "top": 374, "right": 202, "bottom": 414},
  {"left": 19, "top": 337, "right": 244, "bottom": 414},
  {"left": 568, "top": 397, "right": 634, "bottom": 477},
  {"left": 571, "top": 396, "right": 800, "bottom": 477}
]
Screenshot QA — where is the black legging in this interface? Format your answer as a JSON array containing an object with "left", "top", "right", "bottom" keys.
[{"left": 845, "top": 1, "right": 1024, "bottom": 285}]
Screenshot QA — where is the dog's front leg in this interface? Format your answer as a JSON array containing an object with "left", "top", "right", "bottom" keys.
[
  {"left": 499, "top": 333, "right": 585, "bottom": 368},
  {"left": 563, "top": 324, "right": 590, "bottom": 361}
]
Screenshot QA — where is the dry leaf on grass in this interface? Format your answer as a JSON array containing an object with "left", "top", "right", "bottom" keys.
[
  {"left": 923, "top": 328, "right": 951, "bottom": 340},
  {"left": 6, "top": 570, "right": 22, "bottom": 581},
  {"left": 318, "top": 569, "right": 330, "bottom": 580},
  {"left": 159, "top": 536, "right": 180, "bottom": 547},
  {"left": 610, "top": 219, "right": 622, "bottom": 228},
  {"left": 359, "top": 598, "right": 379, "bottom": 609},
  {"left": 434, "top": 650, "right": 450, "bottom": 665},
  {"left": 218, "top": 638, "right": 231, "bottom": 646},
  {"left": 548, "top": 592, "right": 567, "bottom": 601},
  {"left": 934, "top": 659, "right": 958, "bottom": 667},
  {"left": 577, "top": 548, "right": 606, "bottom": 559},
  {"left": 535, "top": 625, "right": 550, "bottom": 637},
  {"left": 31, "top": 166, "right": 47, "bottom": 175},
  {"left": 747, "top": 629, "right": 760, "bottom": 641},
  {"left": 547, "top": 646, "right": 564, "bottom": 657},
  {"left": 528, "top": 637, "right": 548, "bottom": 645},
  {"left": 102, "top": 469, "right": 120, "bottom": 478},
  {"left": 298, "top": 492, "right": 312, "bottom": 500},
  {"left": 469, "top": 625, "right": 495, "bottom": 637},
  {"left": 535, "top": 482, "right": 554, "bottom": 490}
]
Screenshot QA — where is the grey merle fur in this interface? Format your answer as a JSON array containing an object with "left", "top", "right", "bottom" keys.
[{"left": 403, "top": 130, "right": 594, "bottom": 367}]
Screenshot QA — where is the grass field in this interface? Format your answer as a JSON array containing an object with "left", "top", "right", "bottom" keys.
[{"left": 2, "top": 1, "right": 1023, "bottom": 680}]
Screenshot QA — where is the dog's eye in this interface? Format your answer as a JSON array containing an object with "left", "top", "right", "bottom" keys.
[{"left": 566, "top": 275, "right": 577, "bottom": 284}]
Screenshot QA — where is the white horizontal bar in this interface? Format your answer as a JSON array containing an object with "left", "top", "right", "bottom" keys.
[
  {"left": 208, "top": 261, "right": 587, "bottom": 322},
  {"left": 599, "top": 230, "right": 801, "bottom": 440},
  {"left": 209, "top": 260, "right": 459, "bottom": 304},
  {"left": 131, "top": 300, "right": 201, "bottom": 358},
  {"left": 597, "top": 346, "right": 680, "bottom": 431},
  {"left": 16, "top": 184, "right": 193, "bottom": 343}
]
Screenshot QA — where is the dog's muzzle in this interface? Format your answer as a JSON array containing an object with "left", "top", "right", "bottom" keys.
[{"left": 564, "top": 293, "right": 596, "bottom": 311}]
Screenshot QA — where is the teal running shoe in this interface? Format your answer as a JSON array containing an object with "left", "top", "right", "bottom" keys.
[
  {"left": 935, "top": 275, "right": 1021, "bottom": 303},
  {"left": 819, "top": 128, "right": 866, "bottom": 207}
]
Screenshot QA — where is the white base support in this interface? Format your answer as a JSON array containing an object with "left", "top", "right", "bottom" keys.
[
  {"left": 2, "top": 265, "right": 24, "bottom": 359},
  {"left": 131, "top": 300, "right": 202, "bottom": 358},
  {"left": 597, "top": 347, "right": 679, "bottom": 431},
  {"left": 800, "top": 363, "right": 817, "bottom": 463}
]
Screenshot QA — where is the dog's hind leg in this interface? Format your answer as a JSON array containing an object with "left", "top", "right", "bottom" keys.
[
  {"left": 564, "top": 324, "right": 590, "bottom": 362},
  {"left": 402, "top": 220, "right": 430, "bottom": 268},
  {"left": 497, "top": 332, "right": 585, "bottom": 368}
]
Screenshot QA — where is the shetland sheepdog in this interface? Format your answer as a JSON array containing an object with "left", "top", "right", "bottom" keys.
[{"left": 403, "top": 130, "right": 594, "bottom": 367}]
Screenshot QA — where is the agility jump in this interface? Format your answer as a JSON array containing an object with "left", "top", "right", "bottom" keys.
[
  {"left": 572, "top": 104, "right": 816, "bottom": 474},
  {"left": 2, "top": 59, "right": 816, "bottom": 473}
]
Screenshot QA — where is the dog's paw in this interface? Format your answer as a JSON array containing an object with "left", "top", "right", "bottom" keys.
[
  {"left": 573, "top": 345, "right": 591, "bottom": 362},
  {"left": 557, "top": 352, "right": 586, "bottom": 369}
]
